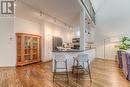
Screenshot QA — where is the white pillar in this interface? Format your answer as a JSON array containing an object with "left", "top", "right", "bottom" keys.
[
  {"left": 80, "top": 9, "right": 86, "bottom": 50},
  {"left": 40, "top": 21, "right": 45, "bottom": 62}
]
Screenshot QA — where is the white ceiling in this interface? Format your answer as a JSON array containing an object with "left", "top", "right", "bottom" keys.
[
  {"left": 91, "top": 0, "right": 130, "bottom": 39},
  {"left": 16, "top": 0, "right": 81, "bottom": 26}
]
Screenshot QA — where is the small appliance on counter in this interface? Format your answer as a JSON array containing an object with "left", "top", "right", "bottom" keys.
[{"left": 71, "top": 38, "right": 80, "bottom": 49}]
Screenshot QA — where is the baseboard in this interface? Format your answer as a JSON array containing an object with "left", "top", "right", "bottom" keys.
[{"left": 96, "top": 57, "right": 116, "bottom": 61}]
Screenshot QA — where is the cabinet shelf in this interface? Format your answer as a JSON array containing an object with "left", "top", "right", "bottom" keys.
[
  {"left": 33, "top": 53, "right": 37, "bottom": 54},
  {"left": 16, "top": 33, "right": 41, "bottom": 66},
  {"left": 24, "top": 54, "right": 31, "bottom": 55}
]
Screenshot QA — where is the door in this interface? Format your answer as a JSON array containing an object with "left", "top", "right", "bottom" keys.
[{"left": 17, "top": 35, "right": 22, "bottom": 64}]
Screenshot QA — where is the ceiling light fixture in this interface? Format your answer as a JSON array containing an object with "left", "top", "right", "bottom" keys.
[
  {"left": 39, "top": 10, "right": 71, "bottom": 29},
  {"left": 17, "top": 0, "right": 72, "bottom": 29}
]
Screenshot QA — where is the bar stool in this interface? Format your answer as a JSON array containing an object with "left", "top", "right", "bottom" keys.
[
  {"left": 72, "top": 54, "right": 92, "bottom": 82},
  {"left": 53, "top": 53, "right": 69, "bottom": 82}
]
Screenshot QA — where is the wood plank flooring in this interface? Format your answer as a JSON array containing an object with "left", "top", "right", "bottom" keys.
[{"left": 0, "top": 58, "right": 130, "bottom": 87}]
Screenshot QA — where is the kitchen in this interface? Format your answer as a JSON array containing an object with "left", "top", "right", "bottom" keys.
[{"left": 47, "top": 9, "right": 96, "bottom": 82}]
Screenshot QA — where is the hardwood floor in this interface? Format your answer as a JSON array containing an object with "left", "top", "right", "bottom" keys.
[{"left": 0, "top": 58, "right": 130, "bottom": 87}]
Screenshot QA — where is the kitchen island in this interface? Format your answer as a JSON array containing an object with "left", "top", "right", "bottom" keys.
[{"left": 52, "top": 48, "right": 95, "bottom": 72}]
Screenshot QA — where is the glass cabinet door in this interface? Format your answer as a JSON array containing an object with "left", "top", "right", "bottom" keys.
[
  {"left": 38, "top": 37, "right": 41, "bottom": 60},
  {"left": 32, "top": 37, "right": 38, "bottom": 60},
  {"left": 24, "top": 35, "right": 31, "bottom": 62},
  {"left": 17, "top": 36, "right": 22, "bottom": 62}
]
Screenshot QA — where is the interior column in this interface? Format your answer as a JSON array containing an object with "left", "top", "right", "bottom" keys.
[{"left": 80, "top": 9, "right": 86, "bottom": 50}]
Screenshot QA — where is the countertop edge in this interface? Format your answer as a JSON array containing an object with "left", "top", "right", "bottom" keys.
[{"left": 52, "top": 48, "right": 95, "bottom": 52}]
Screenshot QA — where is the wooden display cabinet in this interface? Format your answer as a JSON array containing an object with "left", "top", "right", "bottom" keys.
[{"left": 16, "top": 33, "right": 41, "bottom": 66}]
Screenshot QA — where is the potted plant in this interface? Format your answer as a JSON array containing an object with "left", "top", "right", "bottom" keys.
[{"left": 117, "top": 36, "right": 130, "bottom": 51}]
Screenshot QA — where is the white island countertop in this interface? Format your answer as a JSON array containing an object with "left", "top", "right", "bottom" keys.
[{"left": 52, "top": 48, "right": 96, "bottom": 72}]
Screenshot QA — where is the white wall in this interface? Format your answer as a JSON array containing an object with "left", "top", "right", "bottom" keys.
[
  {"left": 92, "top": 0, "right": 130, "bottom": 60},
  {"left": 95, "top": 38, "right": 118, "bottom": 60},
  {"left": 72, "top": 13, "right": 81, "bottom": 38},
  {"left": 0, "top": 18, "right": 16, "bottom": 66},
  {"left": 14, "top": 17, "right": 41, "bottom": 35}
]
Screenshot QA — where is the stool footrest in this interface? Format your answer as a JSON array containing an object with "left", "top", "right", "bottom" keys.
[
  {"left": 56, "top": 68, "right": 67, "bottom": 69},
  {"left": 72, "top": 65, "right": 84, "bottom": 69},
  {"left": 54, "top": 73, "right": 68, "bottom": 75}
]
